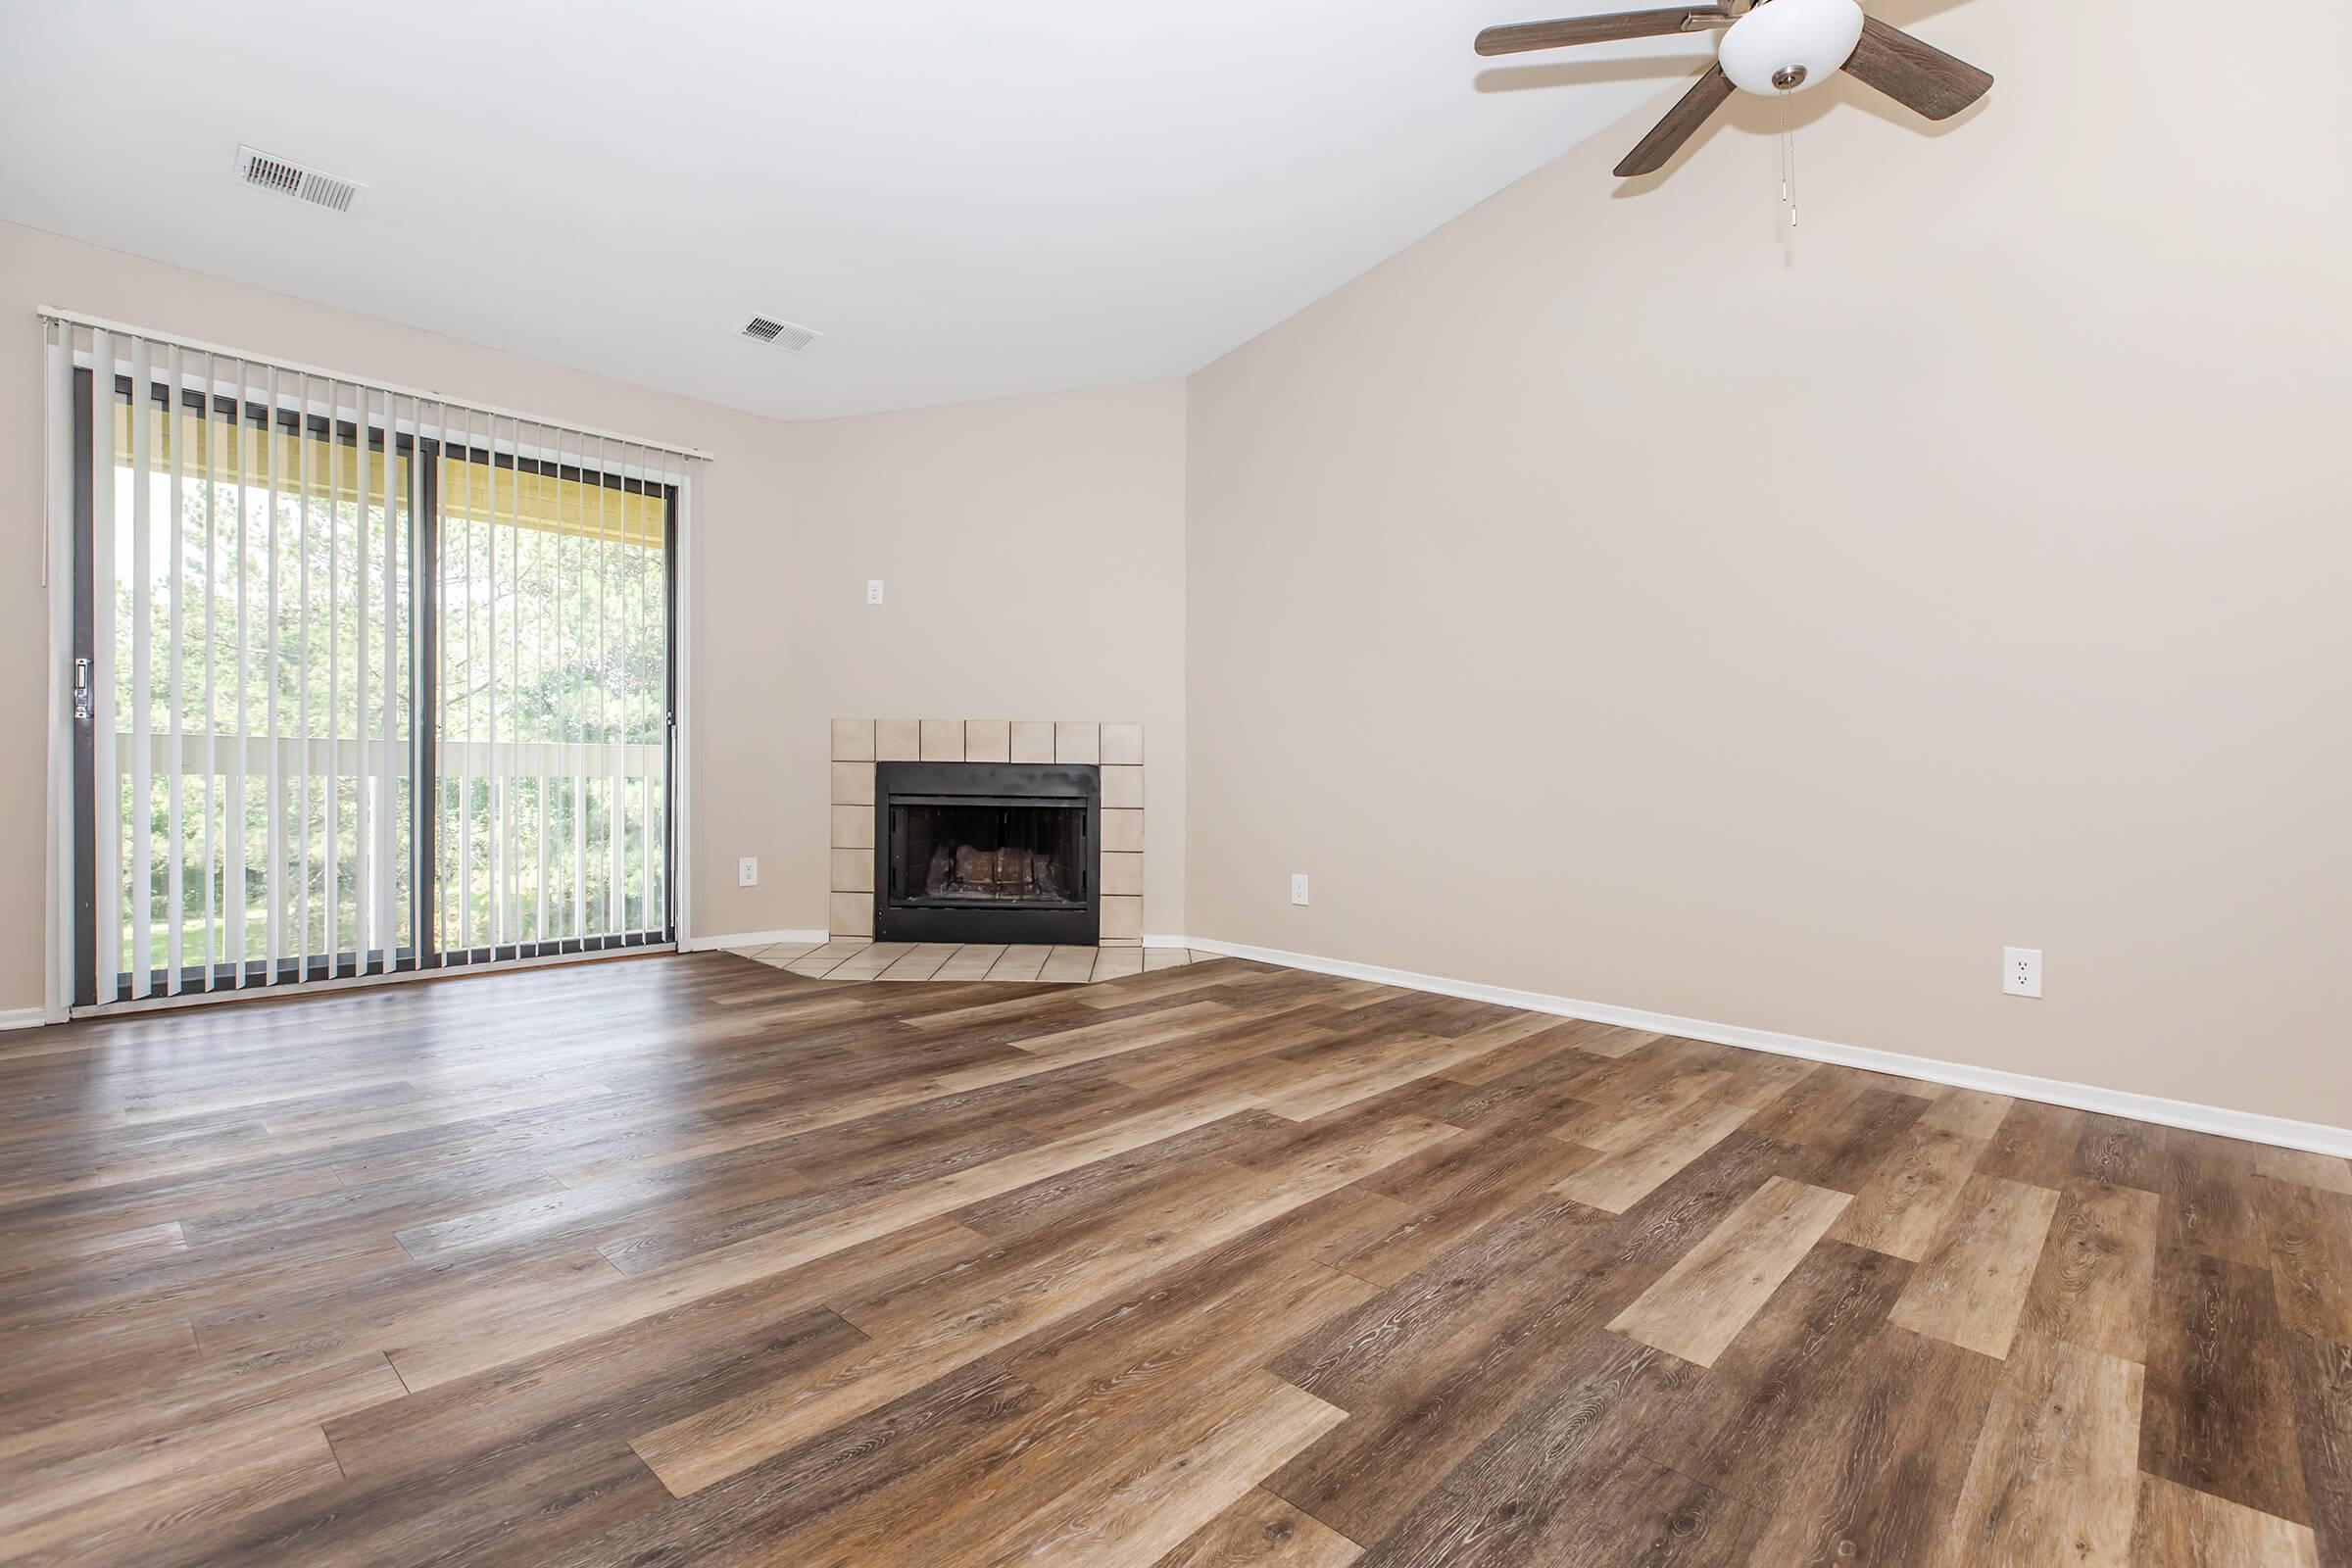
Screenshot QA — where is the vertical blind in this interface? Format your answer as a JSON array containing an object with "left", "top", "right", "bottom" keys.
[{"left": 42, "top": 316, "right": 702, "bottom": 1010}]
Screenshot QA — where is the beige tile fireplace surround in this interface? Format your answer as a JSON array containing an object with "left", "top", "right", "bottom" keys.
[{"left": 827, "top": 719, "right": 1146, "bottom": 944}]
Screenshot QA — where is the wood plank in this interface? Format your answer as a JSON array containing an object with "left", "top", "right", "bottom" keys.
[
  {"left": 961, "top": 1373, "right": 1346, "bottom": 1568},
  {"left": 2255, "top": 1146, "right": 2352, "bottom": 1196},
  {"left": 629, "top": 1113, "right": 1455, "bottom": 1494},
  {"left": 1824, "top": 1120, "right": 1986, "bottom": 1261},
  {"left": 1973, "top": 1100, "right": 2086, "bottom": 1190},
  {"left": 1071, "top": 960, "right": 1297, "bottom": 1012},
  {"left": 1414, "top": 1042, "right": 1613, "bottom": 1133},
  {"left": 1396, "top": 1446, "right": 1759, "bottom": 1566},
  {"left": 1432, "top": 1015, "right": 1587, "bottom": 1085},
  {"left": 1552, "top": 1098, "right": 1754, "bottom": 1214},
  {"left": 1603, "top": 1127, "right": 1826, "bottom": 1277},
  {"left": 2139, "top": 1245, "right": 2312, "bottom": 1525},
  {"left": 1735, "top": 1325, "right": 2000, "bottom": 1566},
  {"left": 948, "top": 1110, "right": 1296, "bottom": 1238},
  {"left": 1264, "top": 1197, "right": 1631, "bottom": 1543},
  {"left": 1550, "top": 1046, "right": 1740, "bottom": 1152},
  {"left": 1918, "top": 1088, "right": 2015, "bottom": 1141},
  {"left": 2263, "top": 1178, "right": 2352, "bottom": 1342},
  {"left": 377, "top": 1211, "right": 986, "bottom": 1396},
  {"left": 1344, "top": 1333, "right": 1756, "bottom": 1568},
  {"left": 1551, "top": 1019, "right": 1666, "bottom": 1059},
  {"left": 929, "top": 1000, "right": 1238, "bottom": 1092},
  {"left": 1789, "top": 1084, "right": 1936, "bottom": 1193},
  {"left": 525, "top": 1360, "right": 1048, "bottom": 1568},
  {"left": 1887, "top": 1173, "right": 2061, "bottom": 1358},
  {"left": 1271, "top": 1133, "right": 1805, "bottom": 1546},
  {"left": 1319, "top": 1130, "right": 1595, "bottom": 1289},
  {"left": 2130, "top": 1474, "right": 2319, "bottom": 1568},
  {"left": 0, "top": 1348, "right": 403, "bottom": 1486},
  {"left": 2286, "top": 1330, "right": 2352, "bottom": 1566},
  {"left": 2157, "top": 1126, "right": 2271, "bottom": 1267},
  {"left": 1259, "top": 1032, "right": 1530, "bottom": 1123},
  {"left": 1730, "top": 1065, "right": 1931, "bottom": 1191},
  {"left": 1638, "top": 1239, "right": 1911, "bottom": 1508},
  {"left": 323, "top": 1299, "right": 866, "bottom": 1481},
  {"left": 2015, "top": 1179, "right": 2159, "bottom": 1363},
  {"left": 2070, "top": 1112, "right": 2166, "bottom": 1192},
  {"left": 1607, "top": 1176, "right": 1851, "bottom": 1367},
  {"left": 723, "top": 1356, "right": 1333, "bottom": 1567},
  {"left": 1151, "top": 1487, "right": 1361, "bottom": 1568},
  {"left": 994, "top": 1188, "right": 1396, "bottom": 1403},
  {"left": 586, "top": 1087, "right": 1258, "bottom": 1286},
  {"left": 0, "top": 1422, "right": 346, "bottom": 1561},
  {"left": 0, "top": 1218, "right": 183, "bottom": 1278},
  {"left": 164, "top": 1302, "right": 873, "bottom": 1568},
  {"left": 1933, "top": 1333, "right": 2143, "bottom": 1567},
  {"left": 0, "top": 1350, "right": 397, "bottom": 1564}
]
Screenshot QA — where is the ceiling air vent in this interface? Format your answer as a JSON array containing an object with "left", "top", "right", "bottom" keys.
[
  {"left": 237, "top": 145, "right": 368, "bottom": 216},
  {"left": 741, "top": 316, "right": 820, "bottom": 351}
]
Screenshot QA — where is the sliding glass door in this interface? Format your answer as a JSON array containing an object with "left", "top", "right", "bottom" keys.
[
  {"left": 64, "top": 332, "right": 676, "bottom": 1008},
  {"left": 431, "top": 430, "right": 672, "bottom": 966}
]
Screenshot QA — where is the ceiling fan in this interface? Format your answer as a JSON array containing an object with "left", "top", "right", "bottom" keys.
[{"left": 1475, "top": 0, "right": 1992, "bottom": 177}]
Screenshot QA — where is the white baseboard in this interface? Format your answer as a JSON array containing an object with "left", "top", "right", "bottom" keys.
[
  {"left": 1175, "top": 936, "right": 2352, "bottom": 1160},
  {"left": 0, "top": 1007, "right": 50, "bottom": 1032},
  {"left": 683, "top": 928, "right": 830, "bottom": 954}
]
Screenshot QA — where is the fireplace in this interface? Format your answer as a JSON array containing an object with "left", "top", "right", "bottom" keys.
[{"left": 874, "top": 761, "right": 1100, "bottom": 944}]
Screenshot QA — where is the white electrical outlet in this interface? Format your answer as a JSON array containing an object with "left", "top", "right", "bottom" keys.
[
  {"left": 2002, "top": 946, "right": 2042, "bottom": 999},
  {"left": 1291, "top": 872, "right": 1310, "bottom": 906},
  {"left": 865, "top": 579, "right": 885, "bottom": 605},
  {"left": 738, "top": 856, "right": 760, "bottom": 888}
]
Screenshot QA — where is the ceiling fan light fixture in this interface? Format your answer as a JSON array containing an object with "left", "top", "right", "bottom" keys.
[
  {"left": 1471, "top": 1, "right": 1992, "bottom": 180},
  {"left": 1716, "top": 0, "right": 1865, "bottom": 95}
]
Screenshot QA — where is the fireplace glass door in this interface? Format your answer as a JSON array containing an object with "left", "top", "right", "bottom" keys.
[
  {"left": 892, "top": 803, "right": 1086, "bottom": 907},
  {"left": 874, "top": 762, "right": 1099, "bottom": 943}
]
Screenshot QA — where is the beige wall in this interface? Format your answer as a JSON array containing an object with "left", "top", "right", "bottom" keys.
[
  {"left": 0, "top": 220, "right": 1185, "bottom": 1010},
  {"left": 750, "top": 382, "right": 1188, "bottom": 938},
  {"left": 1185, "top": 1, "right": 2352, "bottom": 1126}
]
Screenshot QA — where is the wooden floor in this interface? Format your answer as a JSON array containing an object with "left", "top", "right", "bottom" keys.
[{"left": 3, "top": 954, "right": 2346, "bottom": 1566}]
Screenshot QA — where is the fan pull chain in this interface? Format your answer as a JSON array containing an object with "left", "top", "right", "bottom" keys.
[{"left": 1778, "top": 92, "right": 1799, "bottom": 228}]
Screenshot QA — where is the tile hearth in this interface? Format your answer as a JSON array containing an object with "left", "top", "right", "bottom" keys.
[{"left": 724, "top": 941, "right": 1211, "bottom": 985}]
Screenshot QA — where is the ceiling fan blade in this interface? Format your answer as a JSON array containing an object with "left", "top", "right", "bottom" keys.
[
  {"left": 1614, "top": 64, "right": 1736, "bottom": 176},
  {"left": 1475, "top": 7, "right": 1727, "bottom": 56},
  {"left": 1839, "top": 16, "right": 1993, "bottom": 121}
]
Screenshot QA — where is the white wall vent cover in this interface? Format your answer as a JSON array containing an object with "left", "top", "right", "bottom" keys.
[
  {"left": 741, "top": 316, "right": 820, "bottom": 351},
  {"left": 236, "top": 145, "right": 368, "bottom": 216}
]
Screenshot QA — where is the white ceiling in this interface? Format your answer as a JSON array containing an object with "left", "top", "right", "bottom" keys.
[{"left": 0, "top": 1, "right": 1713, "bottom": 420}]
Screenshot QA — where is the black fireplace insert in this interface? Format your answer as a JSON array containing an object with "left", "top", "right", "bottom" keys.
[{"left": 874, "top": 761, "right": 1100, "bottom": 944}]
